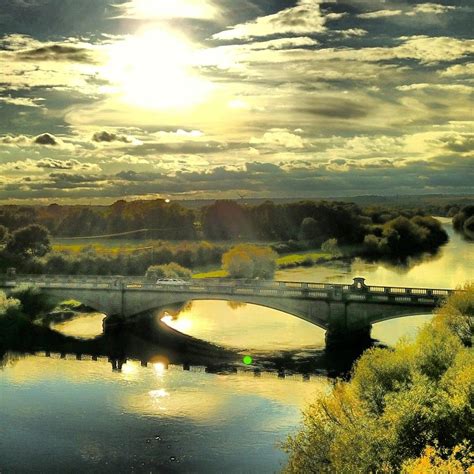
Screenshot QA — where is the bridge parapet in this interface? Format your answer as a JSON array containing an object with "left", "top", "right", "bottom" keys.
[{"left": 0, "top": 274, "right": 456, "bottom": 306}]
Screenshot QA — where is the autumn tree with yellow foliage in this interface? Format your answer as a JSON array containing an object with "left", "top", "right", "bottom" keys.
[
  {"left": 284, "top": 283, "right": 474, "bottom": 473},
  {"left": 222, "top": 244, "right": 277, "bottom": 280}
]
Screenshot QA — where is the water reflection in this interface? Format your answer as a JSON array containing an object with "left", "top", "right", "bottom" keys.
[
  {"left": 275, "top": 218, "right": 473, "bottom": 289},
  {"left": 0, "top": 353, "right": 329, "bottom": 473},
  {"left": 52, "top": 312, "right": 106, "bottom": 339},
  {"left": 0, "top": 311, "right": 364, "bottom": 378},
  {"left": 160, "top": 300, "right": 326, "bottom": 351}
]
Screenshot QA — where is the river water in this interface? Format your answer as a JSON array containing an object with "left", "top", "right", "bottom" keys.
[{"left": 1, "top": 219, "right": 472, "bottom": 473}]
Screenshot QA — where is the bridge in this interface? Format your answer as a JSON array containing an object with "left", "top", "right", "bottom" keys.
[{"left": 0, "top": 275, "right": 455, "bottom": 347}]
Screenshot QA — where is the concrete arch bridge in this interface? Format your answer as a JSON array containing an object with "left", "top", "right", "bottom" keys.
[{"left": 0, "top": 275, "right": 455, "bottom": 346}]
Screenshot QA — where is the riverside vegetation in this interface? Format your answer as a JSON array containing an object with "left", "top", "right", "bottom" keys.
[
  {"left": 0, "top": 199, "right": 450, "bottom": 278},
  {"left": 452, "top": 205, "right": 474, "bottom": 241},
  {"left": 283, "top": 284, "right": 474, "bottom": 473}
]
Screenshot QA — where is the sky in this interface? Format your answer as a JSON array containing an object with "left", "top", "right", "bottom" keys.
[{"left": 0, "top": 0, "right": 472, "bottom": 203}]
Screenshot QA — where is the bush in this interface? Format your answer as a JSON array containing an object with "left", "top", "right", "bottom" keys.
[
  {"left": 0, "top": 291, "right": 22, "bottom": 318},
  {"left": 222, "top": 244, "right": 277, "bottom": 280},
  {"left": 321, "top": 238, "right": 341, "bottom": 256},
  {"left": 145, "top": 263, "right": 192, "bottom": 280}
]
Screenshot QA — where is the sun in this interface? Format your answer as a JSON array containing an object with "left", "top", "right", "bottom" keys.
[{"left": 103, "top": 29, "right": 214, "bottom": 110}]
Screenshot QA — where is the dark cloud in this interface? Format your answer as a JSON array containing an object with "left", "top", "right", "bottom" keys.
[
  {"left": 245, "top": 162, "right": 283, "bottom": 173},
  {"left": 297, "top": 99, "right": 368, "bottom": 119},
  {"left": 2, "top": 154, "right": 473, "bottom": 201},
  {"left": 17, "top": 44, "right": 95, "bottom": 62},
  {"left": 34, "top": 132, "right": 58, "bottom": 145},
  {"left": 92, "top": 130, "right": 132, "bottom": 143},
  {"left": 115, "top": 170, "right": 160, "bottom": 181}
]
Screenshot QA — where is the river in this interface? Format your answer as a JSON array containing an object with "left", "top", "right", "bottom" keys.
[{"left": 0, "top": 218, "right": 472, "bottom": 473}]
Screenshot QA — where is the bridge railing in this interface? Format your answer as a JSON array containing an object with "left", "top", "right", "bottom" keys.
[{"left": 0, "top": 274, "right": 456, "bottom": 303}]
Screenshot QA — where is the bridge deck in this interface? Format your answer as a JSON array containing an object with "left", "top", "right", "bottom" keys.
[{"left": 0, "top": 275, "right": 455, "bottom": 306}]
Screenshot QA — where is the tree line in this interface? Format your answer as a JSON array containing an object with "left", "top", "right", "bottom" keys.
[{"left": 0, "top": 199, "right": 450, "bottom": 276}]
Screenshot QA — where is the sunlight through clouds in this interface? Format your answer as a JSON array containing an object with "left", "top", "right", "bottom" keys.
[{"left": 101, "top": 29, "right": 215, "bottom": 110}]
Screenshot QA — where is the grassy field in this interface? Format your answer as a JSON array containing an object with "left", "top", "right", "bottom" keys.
[{"left": 51, "top": 238, "right": 226, "bottom": 255}]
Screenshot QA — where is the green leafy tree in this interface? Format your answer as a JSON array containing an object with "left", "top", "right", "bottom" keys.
[
  {"left": 321, "top": 238, "right": 342, "bottom": 257},
  {"left": 5, "top": 224, "right": 51, "bottom": 258},
  {"left": 0, "top": 224, "right": 8, "bottom": 244},
  {"left": 10, "top": 284, "right": 53, "bottom": 319}
]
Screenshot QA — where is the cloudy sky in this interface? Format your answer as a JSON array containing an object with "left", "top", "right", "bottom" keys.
[{"left": 0, "top": 0, "right": 472, "bottom": 203}]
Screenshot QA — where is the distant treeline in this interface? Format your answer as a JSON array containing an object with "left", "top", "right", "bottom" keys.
[
  {"left": 0, "top": 199, "right": 450, "bottom": 276},
  {"left": 0, "top": 200, "right": 196, "bottom": 240},
  {"left": 0, "top": 198, "right": 455, "bottom": 243}
]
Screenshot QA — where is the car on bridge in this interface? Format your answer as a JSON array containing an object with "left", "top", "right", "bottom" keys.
[{"left": 156, "top": 278, "right": 188, "bottom": 285}]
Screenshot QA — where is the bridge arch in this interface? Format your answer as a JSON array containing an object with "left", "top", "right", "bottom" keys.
[
  {"left": 132, "top": 296, "right": 330, "bottom": 332},
  {"left": 122, "top": 291, "right": 332, "bottom": 330}
]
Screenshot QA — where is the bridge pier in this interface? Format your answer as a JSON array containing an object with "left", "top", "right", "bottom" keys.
[
  {"left": 325, "top": 325, "right": 372, "bottom": 349},
  {"left": 325, "top": 301, "right": 372, "bottom": 349}
]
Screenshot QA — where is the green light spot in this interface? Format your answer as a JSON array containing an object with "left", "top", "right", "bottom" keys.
[{"left": 243, "top": 355, "right": 253, "bottom": 365}]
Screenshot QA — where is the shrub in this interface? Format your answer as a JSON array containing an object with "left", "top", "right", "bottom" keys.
[
  {"left": 145, "top": 263, "right": 192, "bottom": 280},
  {"left": 222, "top": 244, "right": 277, "bottom": 280}
]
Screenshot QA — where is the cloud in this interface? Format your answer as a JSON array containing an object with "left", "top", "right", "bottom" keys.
[
  {"left": 37, "top": 158, "right": 100, "bottom": 171},
  {"left": 407, "top": 3, "right": 457, "bottom": 16},
  {"left": 336, "top": 28, "right": 368, "bottom": 38},
  {"left": 358, "top": 10, "right": 403, "bottom": 19},
  {"left": 0, "top": 96, "right": 44, "bottom": 107},
  {"left": 250, "top": 129, "right": 306, "bottom": 149},
  {"left": 3, "top": 154, "right": 472, "bottom": 202},
  {"left": 0, "top": 35, "right": 104, "bottom": 93},
  {"left": 358, "top": 3, "right": 456, "bottom": 20},
  {"left": 92, "top": 130, "right": 133, "bottom": 143},
  {"left": 212, "top": 0, "right": 331, "bottom": 40},
  {"left": 0, "top": 134, "right": 30, "bottom": 145},
  {"left": 297, "top": 97, "right": 369, "bottom": 119},
  {"left": 0, "top": 158, "right": 100, "bottom": 173},
  {"left": 396, "top": 83, "right": 473, "bottom": 94},
  {"left": 440, "top": 63, "right": 474, "bottom": 77},
  {"left": 17, "top": 44, "right": 96, "bottom": 63},
  {"left": 34, "top": 133, "right": 58, "bottom": 145},
  {"left": 318, "top": 36, "right": 474, "bottom": 64}
]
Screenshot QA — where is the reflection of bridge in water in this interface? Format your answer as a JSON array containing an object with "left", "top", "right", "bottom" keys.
[
  {"left": 1, "top": 275, "right": 455, "bottom": 346},
  {"left": 21, "top": 351, "right": 321, "bottom": 380}
]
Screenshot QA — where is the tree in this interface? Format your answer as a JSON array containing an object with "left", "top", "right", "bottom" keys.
[
  {"left": 0, "top": 225, "right": 8, "bottom": 244},
  {"left": 299, "top": 217, "right": 320, "bottom": 241},
  {"left": 321, "top": 238, "right": 341, "bottom": 256},
  {"left": 222, "top": 244, "right": 277, "bottom": 279},
  {"left": 283, "top": 284, "right": 474, "bottom": 473},
  {"left": 5, "top": 224, "right": 51, "bottom": 258},
  {"left": 10, "top": 284, "right": 53, "bottom": 319},
  {"left": 0, "top": 291, "right": 21, "bottom": 318}
]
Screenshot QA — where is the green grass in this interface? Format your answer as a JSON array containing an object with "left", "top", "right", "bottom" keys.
[
  {"left": 276, "top": 251, "right": 331, "bottom": 266},
  {"left": 193, "top": 269, "right": 228, "bottom": 279}
]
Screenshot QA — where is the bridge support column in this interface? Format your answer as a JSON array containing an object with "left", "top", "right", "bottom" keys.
[{"left": 326, "top": 301, "right": 372, "bottom": 349}]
